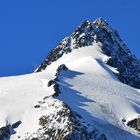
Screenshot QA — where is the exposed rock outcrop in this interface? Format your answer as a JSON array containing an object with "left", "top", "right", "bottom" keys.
[
  {"left": 0, "top": 121, "right": 21, "bottom": 140},
  {"left": 127, "top": 117, "right": 140, "bottom": 132},
  {"left": 21, "top": 98, "right": 107, "bottom": 140},
  {"left": 18, "top": 64, "right": 107, "bottom": 140}
]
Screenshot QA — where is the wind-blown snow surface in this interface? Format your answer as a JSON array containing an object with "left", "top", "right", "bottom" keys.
[{"left": 0, "top": 43, "right": 140, "bottom": 140}]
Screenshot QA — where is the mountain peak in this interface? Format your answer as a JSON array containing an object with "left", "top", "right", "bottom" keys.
[
  {"left": 80, "top": 19, "right": 91, "bottom": 26},
  {"left": 1, "top": 19, "right": 140, "bottom": 140},
  {"left": 35, "top": 18, "right": 140, "bottom": 89},
  {"left": 80, "top": 17, "right": 108, "bottom": 27},
  {"left": 93, "top": 17, "right": 108, "bottom": 26}
]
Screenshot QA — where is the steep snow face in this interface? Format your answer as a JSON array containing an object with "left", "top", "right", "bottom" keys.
[
  {"left": 57, "top": 57, "right": 140, "bottom": 140},
  {"left": 0, "top": 43, "right": 140, "bottom": 140},
  {"left": 35, "top": 18, "right": 140, "bottom": 89}
]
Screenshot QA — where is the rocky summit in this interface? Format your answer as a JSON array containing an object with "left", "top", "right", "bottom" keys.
[{"left": 35, "top": 18, "right": 140, "bottom": 89}]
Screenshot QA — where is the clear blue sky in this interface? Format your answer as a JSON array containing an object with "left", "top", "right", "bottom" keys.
[{"left": 0, "top": 0, "right": 140, "bottom": 76}]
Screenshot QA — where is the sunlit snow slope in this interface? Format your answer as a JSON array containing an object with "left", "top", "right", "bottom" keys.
[{"left": 0, "top": 43, "right": 140, "bottom": 140}]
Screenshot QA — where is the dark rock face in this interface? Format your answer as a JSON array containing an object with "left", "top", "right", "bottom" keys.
[
  {"left": 23, "top": 97, "right": 107, "bottom": 140},
  {"left": 0, "top": 121, "right": 21, "bottom": 140},
  {"left": 94, "top": 18, "right": 140, "bottom": 89},
  {"left": 127, "top": 117, "right": 140, "bottom": 132},
  {"left": 12, "top": 121, "right": 21, "bottom": 129},
  {"left": 35, "top": 18, "right": 140, "bottom": 89},
  {"left": 47, "top": 64, "right": 68, "bottom": 97},
  {"left": 34, "top": 104, "right": 41, "bottom": 108},
  {"left": 0, "top": 125, "right": 10, "bottom": 140},
  {"left": 39, "top": 106, "right": 107, "bottom": 140},
  {"left": 35, "top": 38, "right": 72, "bottom": 72},
  {"left": 56, "top": 64, "right": 69, "bottom": 73},
  {"left": 47, "top": 79, "right": 55, "bottom": 87}
]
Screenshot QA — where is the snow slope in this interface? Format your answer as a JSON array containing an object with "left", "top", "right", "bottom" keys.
[{"left": 0, "top": 43, "right": 140, "bottom": 140}]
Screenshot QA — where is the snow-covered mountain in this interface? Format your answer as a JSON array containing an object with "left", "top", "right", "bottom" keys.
[
  {"left": 0, "top": 18, "right": 140, "bottom": 140},
  {"left": 35, "top": 18, "right": 140, "bottom": 89}
]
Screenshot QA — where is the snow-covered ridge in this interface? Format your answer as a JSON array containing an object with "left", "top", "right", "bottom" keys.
[
  {"left": 18, "top": 65, "right": 107, "bottom": 140},
  {"left": 0, "top": 18, "right": 140, "bottom": 140},
  {"left": 35, "top": 18, "right": 140, "bottom": 89}
]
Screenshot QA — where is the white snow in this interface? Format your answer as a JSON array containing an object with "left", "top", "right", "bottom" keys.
[{"left": 0, "top": 43, "right": 140, "bottom": 140}]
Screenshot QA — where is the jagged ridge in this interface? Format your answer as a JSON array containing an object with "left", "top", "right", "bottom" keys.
[
  {"left": 35, "top": 18, "right": 140, "bottom": 89},
  {"left": 18, "top": 64, "right": 107, "bottom": 140}
]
